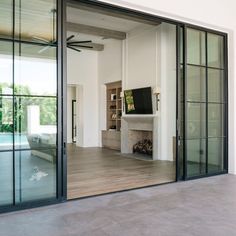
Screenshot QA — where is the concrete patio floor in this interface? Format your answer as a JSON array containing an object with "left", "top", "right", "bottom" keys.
[{"left": 0, "top": 174, "right": 236, "bottom": 236}]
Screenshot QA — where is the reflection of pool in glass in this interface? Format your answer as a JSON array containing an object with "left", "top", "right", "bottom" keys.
[
  {"left": 0, "top": 134, "right": 29, "bottom": 147},
  {"left": 0, "top": 149, "right": 56, "bottom": 204}
]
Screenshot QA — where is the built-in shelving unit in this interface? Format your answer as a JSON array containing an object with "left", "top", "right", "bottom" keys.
[
  {"left": 106, "top": 81, "right": 122, "bottom": 131},
  {"left": 102, "top": 81, "right": 122, "bottom": 150}
]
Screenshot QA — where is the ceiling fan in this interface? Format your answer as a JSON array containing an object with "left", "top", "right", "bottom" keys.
[
  {"left": 66, "top": 35, "right": 93, "bottom": 52},
  {"left": 32, "top": 9, "right": 93, "bottom": 53}
]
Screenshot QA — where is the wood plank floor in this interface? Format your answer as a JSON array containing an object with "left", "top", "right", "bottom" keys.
[{"left": 67, "top": 144, "right": 176, "bottom": 199}]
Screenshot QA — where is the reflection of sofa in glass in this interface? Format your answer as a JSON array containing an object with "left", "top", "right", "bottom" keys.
[{"left": 27, "top": 134, "right": 56, "bottom": 163}]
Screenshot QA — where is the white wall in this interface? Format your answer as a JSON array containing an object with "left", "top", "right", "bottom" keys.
[
  {"left": 98, "top": 40, "right": 123, "bottom": 84},
  {"left": 98, "top": 39, "right": 123, "bottom": 142},
  {"left": 124, "top": 25, "right": 158, "bottom": 90},
  {"left": 67, "top": 49, "right": 99, "bottom": 147},
  {"left": 157, "top": 23, "right": 176, "bottom": 161},
  {"left": 100, "top": 0, "right": 235, "bottom": 30}
]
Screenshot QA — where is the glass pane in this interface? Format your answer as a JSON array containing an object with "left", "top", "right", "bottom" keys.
[
  {"left": 0, "top": 151, "right": 13, "bottom": 206},
  {"left": 15, "top": 149, "right": 56, "bottom": 203},
  {"left": 0, "top": 41, "right": 13, "bottom": 95},
  {"left": 14, "top": 43, "right": 57, "bottom": 96},
  {"left": 187, "top": 29, "right": 205, "bottom": 66},
  {"left": 0, "top": 0, "right": 59, "bottom": 206},
  {"left": 0, "top": 96, "right": 13, "bottom": 151},
  {"left": 14, "top": 97, "right": 57, "bottom": 149},
  {"left": 186, "top": 102, "right": 206, "bottom": 139},
  {"left": 187, "top": 66, "right": 206, "bottom": 102},
  {"left": 208, "top": 33, "right": 224, "bottom": 68},
  {"left": 187, "top": 139, "right": 206, "bottom": 177},
  {"left": 0, "top": 0, "right": 13, "bottom": 39},
  {"left": 208, "top": 138, "right": 224, "bottom": 173},
  {"left": 15, "top": 0, "right": 57, "bottom": 43},
  {"left": 208, "top": 69, "right": 224, "bottom": 103},
  {"left": 208, "top": 104, "right": 224, "bottom": 137}
]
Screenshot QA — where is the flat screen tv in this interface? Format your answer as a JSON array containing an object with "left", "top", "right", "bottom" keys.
[{"left": 124, "top": 87, "right": 153, "bottom": 114}]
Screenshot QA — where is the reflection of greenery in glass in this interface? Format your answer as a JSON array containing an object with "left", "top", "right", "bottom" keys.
[
  {"left": 125, "top": 90, "right": 135, "bottom": 112},
  {"left": 0, "top": 83, "right": 12, "bottom": 94},
  {"left": 0, "top": 97, "right": 13, "bottom": 132},
  {"left": 0, "top": 83, "right": 56, "bottom": 133},
  {"left": 14, "top": 84, "right": 31, "bottom": 95}
]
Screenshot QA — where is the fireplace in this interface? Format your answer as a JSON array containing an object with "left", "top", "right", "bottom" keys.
[
  {"left": 129, "top": 130, "right": 153, "bottom": 156},
  {"left": 133, "top": 138, "right": 153, "bottom": 155},
  {"left": 121, "top": 116, "right": 158, "bottom": 160}
]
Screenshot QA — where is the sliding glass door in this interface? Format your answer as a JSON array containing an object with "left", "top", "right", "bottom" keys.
[
  {"left": 0, "top": 0, "right": 60, "bottom": 207},
  {"left": 178, "top": 26, "right": 228, "bottom": 179}
]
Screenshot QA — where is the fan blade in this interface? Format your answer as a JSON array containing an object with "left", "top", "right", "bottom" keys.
[
  {"left": 32, "top": 36, "right": 50, "bottom": 43},
  {"left": 51, "top": 40, "right": 57, "bottom": 44},
  {"left": 69, "top": 44, "right": 93, "bottom": 49},
  {"left": 68, "top": 46, "right": 81, "bottom": 52},
  {"left": 68, "top": 40, "right": 92, "bottom": 44},
  {"left": 38, "top": 46, "right": 50, "bottom": 53},
  {"left": 67, "top": 35, "right": 75, "bottom": 42}
]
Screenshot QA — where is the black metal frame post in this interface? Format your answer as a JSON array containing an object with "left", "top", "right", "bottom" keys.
[
  {"left": 175, "top": 25, "right": 180, "bottom": 181},
  {"left": 57, "top": 0, "right": 67, "bottom": 201},
  {"left": 12, "top": 0, "right": 16, "bottom": 206},
  {"left": 205, "top": 32, "right": 209, "bottom": 175},
  {"left": 224, "top": 35, "right": 229, "bottom": 172},
  {"left": 62, "top": 0, "right": 68, "bottom": 201},
  {"left": 183, "top": 25, "right": 188, "bottom": 180}
]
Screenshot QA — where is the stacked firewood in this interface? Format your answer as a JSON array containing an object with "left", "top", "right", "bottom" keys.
[{"left": 133, "top": 139, "right": 153, "bottom": 155}]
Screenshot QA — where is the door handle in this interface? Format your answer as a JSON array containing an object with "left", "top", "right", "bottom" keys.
[{"left": 63, "top": 142, "right": 67, "bottom": 155}]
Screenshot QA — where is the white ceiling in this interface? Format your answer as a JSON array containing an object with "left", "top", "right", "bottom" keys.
[
  {"left": 66, "top": 6, "right": 155, "bottom": 45},
  {"left": 66, "top": 32, "right": 115, "bottom": 45},
  {"left": 67, "top": 7, "right": 148, "bottom": 33},
  {"left": 0, "top": 0, "right": 56, "bottom": 40}
]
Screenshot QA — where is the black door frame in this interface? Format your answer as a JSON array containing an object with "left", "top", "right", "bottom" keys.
[
  {"left": 0, "top": 0, "right": 228, "bottom": 213},
  {"left": 0, "top": 0, "right": 66, "bottom": 214},
  {"left": 181, "top": 25, "right": 228, "bottom": 180}
]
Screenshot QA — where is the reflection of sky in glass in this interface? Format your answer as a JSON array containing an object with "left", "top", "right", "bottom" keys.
[
  {"left": 0, "top": 57, "right": 12, "bottom": 85},
  {"left": 0, "top": 56, "right": 56, "bottom": 96}
]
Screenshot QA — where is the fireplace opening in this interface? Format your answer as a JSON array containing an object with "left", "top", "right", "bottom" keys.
[{"left": 133, "top": 139, "right": 153, "bottom": 155}]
